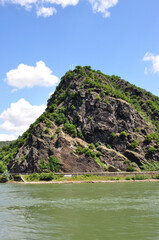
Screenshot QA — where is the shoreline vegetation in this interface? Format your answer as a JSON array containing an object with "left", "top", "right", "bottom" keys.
[{"left": 1, "top": 171, "right": 159, "bottom": 184}]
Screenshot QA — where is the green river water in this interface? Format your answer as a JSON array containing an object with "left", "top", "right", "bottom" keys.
[{"left": 0, "top": 182, "right": 159, "bottom": 240}]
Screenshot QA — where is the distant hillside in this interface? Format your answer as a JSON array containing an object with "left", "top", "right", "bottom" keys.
[
  {"left": 0, "top": 141, "right": 12, "bottom": 148},
  {"left": 0, "top": 66, "right": 158, "bottom": 173}
]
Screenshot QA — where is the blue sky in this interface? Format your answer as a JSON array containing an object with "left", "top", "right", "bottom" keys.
[{"left": 0, "top": 0, "right": 159, "bottom": 140}]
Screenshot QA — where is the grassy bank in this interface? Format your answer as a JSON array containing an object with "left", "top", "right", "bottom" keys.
[{"left": 7, "top": 172, "right": 159, "bottom": 183}]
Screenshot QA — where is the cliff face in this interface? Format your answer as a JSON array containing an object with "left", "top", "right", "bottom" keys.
[{"left": 1, "top": 66, "right": 159, "bottom": 173}]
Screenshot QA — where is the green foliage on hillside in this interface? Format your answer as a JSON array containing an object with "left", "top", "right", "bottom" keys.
[
  {"left": 0, "top": 141, "right": 12, "bottom": 148},
  {"left": 39, "top": 156, "right": 60, "bottom": 172},
  {"left": 63, "top": 121, "right": 77, "bottom": 137},
  {"left": 0, "top": 161, "right": 7, "bottom": 173}
]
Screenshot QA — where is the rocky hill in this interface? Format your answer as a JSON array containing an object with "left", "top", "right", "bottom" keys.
[{"left": 0, "top": 66, "right": 159, "bottom": 173}]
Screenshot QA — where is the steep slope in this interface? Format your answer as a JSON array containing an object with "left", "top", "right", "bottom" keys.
[{"left": 0, "top": 66, "right": 159, "bottom": 173}]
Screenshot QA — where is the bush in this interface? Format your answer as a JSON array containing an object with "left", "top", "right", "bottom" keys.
[
  {"left": 89, "top": 143, "right": 95, "bottom": 149},
  {"left": 154, "top": 174, "right": 159, "bottom": 179},
  {"left": 96, "top": 146, "right": 102, "bottom": 151},
  {"left": 46, "top": 121, "right": 52, "bottom": 128},
  {"left": 96, "top": 151, "right": 102, "bottom": 157},
  {"left": 60, "top": 106, "right": 67, "bottom": 114},
  {"left": 75, "top": 65, "right": 83, "bottom": 70},
  {"left": 106, "top": 144, "right": 111, "bottom": 149},
  {"left": 100, "top": 91, "right": 105, "bottom": 97},
  {"left": 133, "top": 128, "right": 139, "bottom": 132},
  {"left": 48, "top": 103, "right": 57, "bottom": 112},
  {"left": 95, "top": 157, "right": 108, "bottom": 170},
  {"left": 55, "top": 113, "right": 67, "bottom": 125},
  {"left": 88, "top": 116, "right": 92, "bottom": 122},
  {"left": 146, "top": 147, "right": 157, "bottom": 155},
  {"left": 69, "top": 91, "right": 76, "bottom": 99},
  {"left": 141, "top": 162, "right": 159, "bottom": 171},
  {"left": 120, "top": 131, "right": 128, "bottom": 138},
  {"left": 76, "top": 146, "right": 85, "bottom": 155},
  {"left": 132, "top": 174, "right": 148, "bottom": 180},
  {"left": 39, "top": 159, "right": 49, "bottom": 172},
  {"left": 84, "top": 77, "right": 92, "bottom": 85},
  {"left": 96, "top": 95, "right": 101, "bottom": 101},
  {"left": 111, "top": 132, "right": 116, "bottom": 139},
  {"left": 45, "top": 128, "right": 50, "bottom": 134},
  {"left": 27, "top": 172, "right": 40, "bottom": 181},
  {"left": 1, "top": 170, "right": 10, "bottom": 182},
  {"left": 130, "top": 139, "right": 138, "bottom": 149},
  {"left": 39, "top": 172, "right": 54, "bottom": 181},
  {"left": 0, "top": 161, "right": 7, "bottom": 173},
  {"left": 85, "top": 149, "right": 96, "bottom": 158},
  {"left": 51, "top": 134, "right": 56, "bottom": 139},
  {"left": 65, "top": 71, "right": 75, "bottom": 80},
  {"left": 49, "top": 156, "right": 61, "bottom": 172},
  {"left": 127, "top": 165, "right": 135, "bottom": 172},
  {"left": 63, "top": 122, "right": 77, "bottom": 137},
  {"left": 78, "top": 130, "right": 84, "bottom": 139},
  {"left": 84, "top": 66, "right": 91, "bottom": 71},
  {"left": 125, "top": 176, "right": 132, "bottom": 180},
  {"left": 144, "top": 134, "right": 153, "bottom": 144},
  {"left": 56, "top": 127, "right": 61, "bottom": 134},
  {"left": 71, "top": 105, "right": 76, "bottom": 111},
  {"left": 88, "top": 88, "right": 94, "bottom": 92},
  {"left": 95, "top": 142, "right": 100, "bottom": 147}
]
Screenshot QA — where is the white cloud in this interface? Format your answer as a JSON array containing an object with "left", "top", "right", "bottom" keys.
[
  {"left": 44, "top": 0, "right": 79, "bottom": 8},
  {"left": 143, "top": 52, "right": 159, "bottom": 74},
  {"left": 5, "top": 61, "right": 59, "bottom": 89},
  {"left": 0, "top": 0, "right": 79, "bottom": 16},
  {"left": 0, "top": 0, "right": 37, "bottom": 10},
  {"left": 0, "top": 134, "right": 17, "bottom": 141},
  {"left": 0, "top": 98, "right": 46, "bottom": 137},
  {"left": 89, "top": 0, "right": 118, "bottom": 17},
  {"left": 37, "top": 6, "right": 57, "bottom": 17},
  {"left": 0, "top": 0, "right": 118, "bottom": 17}
]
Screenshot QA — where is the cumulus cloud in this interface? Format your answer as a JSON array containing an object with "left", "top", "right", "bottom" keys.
[
  {"left": 0, "top": 0, "right": 79, "bottom": 16},
  {"left": 143, "top": 52, "right": 159, "bottom": 74},
  {"left": 0, "top": 0, "right": 37, "bottom": 10},
  {"left": 0, "top": 134, "right": 17, "bottom": 141},
  {"left": 89, "top": 0, "right": 118, "bottom": 17},
  {"left": 0, "top": 98, "right": 46, "bottom": 137},
  {"left": 37, "top": 6, "right": 57, "bottom": 17},
  {"left": 5, "top": 61, "right": 59, "bottom": 90},
  {"left": 0, "top": 0, "right": 118, "bottom": 17}
]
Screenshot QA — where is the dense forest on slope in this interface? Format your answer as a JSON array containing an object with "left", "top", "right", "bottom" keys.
[
  {"left": 0, "top": 66, "right": 158, "bottom": 173},
  {"left": 0, "top": 141, "right": 12, "bottom": 148}
]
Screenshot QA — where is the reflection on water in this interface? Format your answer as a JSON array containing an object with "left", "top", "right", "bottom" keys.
[{"left": 0, "top": 182, "right": 159, "bottom": 240}]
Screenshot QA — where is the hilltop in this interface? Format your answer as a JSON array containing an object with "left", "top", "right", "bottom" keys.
[{"left": 0, "top": 66, "right": 159, "bottom": 173}]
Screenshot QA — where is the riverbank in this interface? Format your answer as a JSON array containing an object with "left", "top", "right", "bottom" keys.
[
  {"left": 11, "top": 178, "right": 159, "bottom": 184},
  {"left": 5, "top": 172, "right": 159, "bottom": 184},
  {"left": 1, "top": 171, "right": 159, "bottom": 184}
]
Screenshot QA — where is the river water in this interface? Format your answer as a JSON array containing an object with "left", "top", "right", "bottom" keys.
[{"left": 0, "top": 182, "right": 159, "bottom": 240}]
